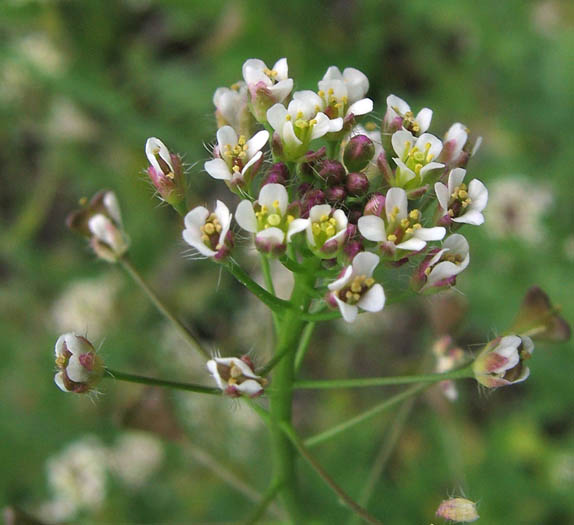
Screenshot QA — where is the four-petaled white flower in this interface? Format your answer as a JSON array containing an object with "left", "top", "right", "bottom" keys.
[
  {"left": 384, "top": 94, "right": 433, "bottom": 135},
  {"left": 213, "top": 82, "right": 254, "bottom": 136},
  {"left": 421, "top": 234, "right": 470, "bottom": 291},
  {"left": 392, "top": 129, "right": 445, "bottom": 187},
  {"left": 317, "top": 66, "right": 373, "bottom": 121},
  {"left": 473, "top": 335, "right": 534, "bottom": 388},
  {"left": 441, "top": 122, "right": 482, "bottom": 167},
  {"left": 267, "top": 91, "right": 343, "bottom": 160},
  {"left": 54, "top": 333, "right": 103, "bottom": 394},
  {"left": 235, "top": 183, "right": 309, "bottom": 256},
  {"left": 358, "top": 187, "right": 445, "bottom": 256},
  {"left": 207, "top": 356, "right": 267, "bottom": 398},
  {"left": 435, "top": 168, "right": 488, "bottom": 225},
  {"left": 182, "top": 201, "right": 232, "bottom": 260},
  {"left": 328, "top": 251, "right": 385, "bottom": 323},
  {"left": 242, "top": 58, "right": 294, "bottom": 122},
  {"left": 306, "top": 204, "right": 348, "bottom": 258},
  {"left": 204, "top": 126, "right": 268, "bottom": 187}
]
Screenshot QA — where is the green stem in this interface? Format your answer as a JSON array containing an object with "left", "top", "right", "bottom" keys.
[
  {"left": 260, "top": 254, "right": 280, "bottom": 333},
  {"left": 225, "top": 259, "right": 290, "bottom": 313},
  {"left": 294, "top": 322, "right": 316, "bottom": 374},
  {"left": 242, "top": 480, "right": 283, "bottom": 525},
  {"left": 105, "top": 368, "right": 220, "bottom": 395},
  {"left": 120, "top": 257, "right": 209, "bottom": 359},
  {"left": 305, "top": 384, "right": 428, "bottom": 448},
  {"left": 294, "top": 366, "right": 473, "bottom": 390},
  {"left": 281, "top": 423, "right": 383, "bottom": 525}
]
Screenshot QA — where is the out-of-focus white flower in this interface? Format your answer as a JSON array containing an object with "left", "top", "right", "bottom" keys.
[
  {"left": 436, "top": 497, "right": 479, "bottom": 522},
  {"left": 485, "top": 177, "right": 552, "bottom": 242},
  {"left": 236, "top": 183, "right": 309, "bottom": 256},
  {"left": 182, "top": 200, "right": 233, "bottom": 260},
  {"left": 205, "top": 126, "right": 268, "bottom": 188},
  {"left": 435, "top": 168, "right": 488, "bottom": 226},
  {"left": 392, "top": 129, "right": 444, "bottom": 187},
  {"left": 306, "top": 204, "right": 348, "bottom": 258},
  {"left": 45, "top": 436, "right": 107, "bottom": 519},
  {"left": 327, "top": 251, "right": 385, "bottom": 323},
  {"left": 207, "top": 355, "right": 267, "bottom": 397},
  {"left": 54, "top": 333, "right": 104, "bottom": 394},
  {"left": 108, "top": 432, "right": 164, "bottom": 489},
  {"left": 17, "top": 33, "right": 66, "bottom": 76},
  {"left": 473, "top": 335, "right": 534, "bottom": 388},
  {"left": 383, "top": 94, "right": 432, "bottom": 135},
  {"left": 358, "top": 187, "right": 445, "bottom": 257},
  {"left": 432, "top": 336, "right": 466, "bottom": 401},
  {"left": 242, "top": 58, "right": 293, "bottom": 122},
  {"left": 317, "top": 66, "right": 373, "bottom": 121},
  {"left": 51, "top": 275, "right": 119, "bottom": 340},
  {"left": 213, "top": 81, "right": 255, "bottom": 136},
  {"left": 267, "top": 92, "right": 343, "bottom": 161},
  {"left": 47, "top": 98, "right": 98, "bottom": 142},
  {"left": 145, "top": 137, "right": 186, "bottom": 210}
]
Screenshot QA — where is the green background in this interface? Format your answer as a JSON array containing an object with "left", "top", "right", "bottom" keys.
[{"left": 1, "top": 0, "right": 573, "bottom": 523}]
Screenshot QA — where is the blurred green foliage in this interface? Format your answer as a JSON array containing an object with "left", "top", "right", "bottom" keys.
[{"left": 0, "top": 0, "right": 573, "bottom": 523}]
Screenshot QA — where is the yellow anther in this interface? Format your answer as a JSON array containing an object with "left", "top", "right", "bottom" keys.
[
  {"left": 232, "top": 165, "right": 241, "bottom": 173},
  {"left": 448, "top": 209, "right": 455, "bottom": 217},
  {"left": 204, "top": 223, "right": 215, "bottom": 235},
  {"left": 315, "top": 105, "right": 321, "bottom": 113},
  {"left": 400, "top": 218, "right": 409, "bottom": 228},
  {"left": 412, "top": 123, "right": 420, "bottom": 133},
  {"left": 320, "top": 214, "right": 329, "bottom": 222},
  {"left": 365, "top": 121, "right": 377, "bottom": 131},
  {"left": 215, "top": 224, "right": 222, "bottom": 233},
  {"left": 458, "top": 189, "right": 468, "bottom": 199},
  {"left": 391, "top": 206, "right": 399, "bottom": 217},
  {"left": 405, "top": 227, "right": 414, "bottom": 234},
  {"left": 295, "top": 119, "right": 309, "bottom": 129},
  {"left": 327, "top": 88, "right": 334, "bottom": 95},
  {"left": 272, "top": 200, "right": 280, "bottom": 209},
  {"left": 238, "top": 135, "right": 246, "bottom": 146},
  {"left": 318, "top": 90, "right": 325, "bottom": 97},
  {"left": 413, "top": 223, "right": 422, "bottom": 229},
  {"left": 296, "top": 111, "right": 304, "bottom": 119},
  {"left": 55, "top": 355, "right": 66, "bottom": 367},
  {"left": 414, "top": 163, "right": 423, "bottom": 175},
  {"left": 267, "top": 214, "right": 281, "bottom": 226},
  {"left": 352, "top": 293, "right": 361, "bottom": 302},
  {"left": 345, "top": 291, "right": 353, "bottom": 300},
  {"left": 325, "top": 225, "right": 336, "bottom": 237},
  {"left": 312, "top": 223, "right": 321, "bottom": 234},
  {"left": 387, "top": 234, "right": 397, "bottom": 242},
  {"left": 260, "top": 205, "right": 268, "bottom": 213},
  {"left": 285, "top": 114, "right": 291, "bottom": 121},
  {"left": 79, "top": 196, "right": 88, "bottom": 206},
  {"left": 231, "top": 82, "right": 241, "bottom": 91},
  {"left": 342, "top": 95, "right": 348, "bottom": 104},
  {"left": 309, "top": 119, "right": 317, "bottom": 126},
  {"left": 409, "top": 209, "right": 420, "bottom": 220},
  {"left": 365, "top": 277, "right": 375, "bottom": 287},
  {"left": 286, "top": 215, "right": 294, "bottom": 223},
  {"left": 201, "top": 234, "right": 210, "bottom": 243},
  {"left": 351, "top": 282, "right": 362, "bottom": 293},
  {"left": 329, "top": 217, "right": 337, "bottom": 225},
  {"left": 230, "top": 364, "right": 242, "bottom": 378}
]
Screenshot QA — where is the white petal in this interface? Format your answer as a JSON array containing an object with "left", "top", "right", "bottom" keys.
[
  {"left": 468, "top": 179, "right": 488, "bottom": 211},
  {"left": 242, "top": 151, "right": 262, "bottom": 175},
  {"left": 326, "top": 117, "right": 343, "bottom": 133},
  {"left": 55, "top": 334, "right": 68, "bottom": 357},
  {"left": 205, "top": 158, "right": 231, "bottom": 181},
  {"left": 333, "top": 294, "right": 359, "bottom": 323},
  {"left": 328, "top": 266, "right": 353, "bottom": 291},
  {"left": 259, "top": 183, "right": 288, "bottom": 215},
  {"left": 448, "top": 168, "right": 467, "bottom": 194},
  {"left": 182, "top": 230, "right": 216, "bottom": 257},
  {"left": 322, "top": 65, "right": 343, "bottom": 81},
  {"left": 521, "top": 336, "right": 535, "bottom": 357},
  {"left": 416, "top": 133, "right": 443, "bottom": 159},
  {"left": 357, "top": 283, "right": 385, "bottom": 312},
  {"left": 216, "top": 126, "right": 238, "bottom": 152},
  {"left": 391, "top": 129, "right": 414, "bottom": 157},
  {"left": 273, "top": 58, "right": 289, "bottom": 80},
  {"left": 332, "top": 209, "right": 348, "bottom": 230},
  {"left": 207, "top": 360, "right": 225, "bottom": 390},
  {"left": 282, "top": 120, "right": 302, "bottom": 148},
  {"left": 54, "top": 372, "right": 68, "bottom": 392},
  {"left": 103, "top": 191, "right": 122, "bottom": 225},
  {"left": 310, "top": 113, "right": 332, "bottom": 140},
  {"left": 269, "top": 79, "right": 294, "bottom": 102},
  {"left": 386, "top": 94, "right": 410, "bottom": 115},
  {"left": 415, "top": 108, "right": 432, "bottom": 133},
  {"left": 242, "top": 58, "right": 267, "bottom": 85},
  {"left": 66, "top": 354, "right": 90, "bottom": 383},
  {"left": 235, "top": 200, "right": 257, "bottom": 232},
  {"left": 145, "top": 137, "right": 173, "bottom": 174},
  {"left": 352, "top": 251, "right": 380, "bottom": 277},
  {"left": 287, "top": 218, "right": 310, "bottom": 241},
  {"left": 215, "top": 200, "right": 232, "bottom": 245},
  {"left": 343, "top": 67, "right": 369, "bottom": 101},
  {"left": 452, "top": 211, "right": 484, "bottom": 226},
  {"left": 236, "top": 379, "right": 264, "bottom": 396},
  {"left": 246, "top": 130, "right": 269, "bottom": 158},
  {"left": 309, "top": 204, "right": 333, "bottom": 222},
  {"left": 266, "top": 103, "right": 288, "bottom": 132},
  {"left": 419, "top": 161, "right": 445, "bottom": 178},
  {"left": 396, "top": 237, "right": 426, "bottom": 251},
  {"left": 393, "top": 158, "right": 417, "bottom": 183},
  {"left": 414, "top": 226, "right": 446, "bottom": 241},
  {"left": 358, "top": 215, "right": 385, "bottom": 242},
  {"left": 88, "top": 215, "right": 116, "bottom": 246},
  {"left": 64, "top": 333, "right": 90, "bottom": 355},
  {"left": 347, "top": 98, "right": 373, "bottom": 117},
  {"left": 184, "top": 206, "right": 209, "bottom": 231},
  {"left": 443, "top": 233, "right": 469, "bottom": 258},
  {"left": 256, "top": 227, "right": 285, "bottom": 246},
  {"left": 434, "top": 182, "right": 449, "bottom": 212},
  {"left": 426, "top": 261, "right": 462, "bottom": 287},
  {"left": 385, "top": 187, "right": 408, "bottom": 220}
]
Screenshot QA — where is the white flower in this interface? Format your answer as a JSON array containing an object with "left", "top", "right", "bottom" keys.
[
  {"left": 235, "top": 183, "right": 309, "bottom": 255},
  {"left": 182, "top": 200, "right": 232, "bottom": 260},
  {"left": 327, "top": 251, "right": 385, "bottom": 323},
  {"left": 267, "top": 91, "right": 343, "bottom": 160},
  {"left": 441, "top": 122, "right": 482, "bottom": 167},
  {"left": 204, "top": 126, "right": 268, "bottom": 187},
  {"left": 242, "top": 58, "right": 293, "bottom": 122},
  {"left": 384, "top": 94, "right": 432, "bottom": 135},
  {"left": 435, "top": 168, "right": 488, "bottom": 225},
  {"left": 207, "top": 356, "right": 267, "bottom": 397},
  {"left": 306, "top": 204, "right": 348, "bottom": 258},
  {"left": 54, "top": 333, "right": 103, "bottom": 394},
  {"left": 317, "top": 66, "right": 373, "bottom": 120},
  {"left": 213, "top": 82, "right": 253, "bottom": 136},
  {"left": 473, "top": 335, "right": 534, "bottom": 388},
  {"left": 422, "top": 234, "right": 470, "bottom": 290},
  {"left": 392, "top": 129, "right": 445, "bottom": 186},
  {"left": 358, "top": 187, "right": 445, "bottom": 255},
  {"left": 145, "top": 137, "right": 175, "bottom": 177}
]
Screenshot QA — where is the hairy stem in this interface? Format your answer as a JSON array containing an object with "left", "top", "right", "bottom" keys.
[{"left": 119, "top": 257, "right": 209, "bottom": 359}]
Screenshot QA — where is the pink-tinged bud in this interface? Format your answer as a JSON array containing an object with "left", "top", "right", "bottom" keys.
[
  {"left": 348, "top": 208, "right": 363, "bottom": 224},
  {"left": 376, "top": 151, "right": 393, "bottom": 184},
  {"left": 473, "top": 335, "right": 534, "bottom": 388},
  {"left": 436, "top": 498, "right": 479, "bottom": 522},
  {"left": 406, "top": 185, "right": 429, "bottom": 200},
  {"left": 299, "top": 147, "right": 327, "bottom": 178},
  {"left": 54, "top": 333, "right": 104, "bottom": 394},
  {"left": 66, "top": 190, "right": 129, "bottom": 263},
  {"left": 271, "top": 131, "right": 283, "bottom": 158},
  {"left": 364, "top": 193, "right": 386, "bottom": 217},
  {"left": 206, "top": 356, "right": 268, "bottom": 398},
  {"left": 510, "top": 286, "right": 571, "bottom": 343},
  {"left": 263, "top": 162, "right": 290, "bottom": 186},
  {"left": 346, "top": 172, "right": 369, "bottom": 196},
  {"left": 255, "top": 234, "right": 287, "bottom": 257},
  {"left": 342, "top": 240, "right": 363, "bottom": 264},
  {"left": 344, "top": 135, "right": 375, "bottom": 172},
  {"left": 300, "top": 188, "right": 326, "bottom": 218},
  {"left": 345, "top": 223, "right": 358, "bottom": 239},
  {"left": 318, "top": 160, "right": 346, "bottom": 186},
  {"left": 145, "top": 137, "right": 186, "bottom": 213},
  {"left": 325, "top": 186, "right": 347, "bottom": 203}
]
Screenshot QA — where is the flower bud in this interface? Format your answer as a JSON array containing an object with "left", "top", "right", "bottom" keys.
[
  {"left": 145, "top": 137, "right": 186, "bottom": 213},
  {"left": 299, "top": 147, "right": 327, "bottom": 179},
  {"left": 300, "top": 188, "right": 326, "bottom": 218},
  {"left": 436, "top": 497, "right": 479, "bottom": 522},
  {"left": 207, "top": 356, "right": 267, "bottom": 398},
  {"left": 346, "top": 172, "right": 369, "bottom": 196},
  {"left": 363, "top": 193, "right": 386, "bottom": 217},
  {"left": 473, "top": 335, "right": 534, "bottom": 388},
  {"left": 325, "top": 185, "right": 347, "bottom": 203},
  {"left": 54, "top": 333, "right": 104, "bottom": 394},
  {"left": 263, "top": 162, "right": 290, "bottom": 186},
  {"left": 342, "top": 239, "right": 363, "bottom": 265},
  {"left": 376, "top": 151, "right": 393, "bottom": 184},
  {"left": 66, "top": 190, "right": 129, "bottom": 263},
  {"left": 318, "top": 160, "right": 346, "bottom": 186},
  {"left": 344, "top": 134, "right": 375, "bottom": 172}
]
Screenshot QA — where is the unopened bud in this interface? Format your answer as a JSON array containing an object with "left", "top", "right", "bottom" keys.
[
  {"left": 54, "top": 333, "right": 104, "bottom": 394},
  {"left": 436, "top": 497, "right": 479, "bottom": 522},
  {"left": 325, "top": 186, "right": 347, "bottom": 203},
  {"left": 364, "top": 193, "right": 386, "bottom": 217},
  {"left": 346, "top": 172, "right": 369, "bottom": 196},
  {"left": 207, "top": 356, "right": 267, "bottom": 398},
  {"left": 344, "top": 134, "right": 375, "bottom": 172},
  {"left": 263, "top": 162, "right": 290, "bottom": 186},
  {"left": 318, "top": 160, "right": 346, "bottom": 186}
]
